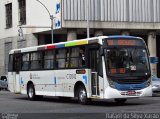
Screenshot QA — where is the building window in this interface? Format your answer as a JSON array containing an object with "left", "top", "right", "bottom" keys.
[
  {"left": 5, "top": 3, "right": 12, "bottom": 28},
  {"left": 18, "top": 0, "right": 26, "bottom": 25}
]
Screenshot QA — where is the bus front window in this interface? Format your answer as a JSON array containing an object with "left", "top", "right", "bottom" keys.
[{"left": 105, "top": 48, "right": 150, "bottom": 77}]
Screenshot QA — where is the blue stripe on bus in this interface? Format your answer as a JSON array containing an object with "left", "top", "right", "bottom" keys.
[
  {"left": 107, "top": 35, "right": 139, "bottom": 39},
  {"left": 55, "top": 44, "right": 65, "bottom": 48},
  {"left": 114, "top": 82, "right": 146, "bottom": 91}
]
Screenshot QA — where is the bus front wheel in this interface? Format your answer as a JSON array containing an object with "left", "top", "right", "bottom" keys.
[
  {"left": 27, "top": 84, "right": 36, "bottom": 101},
  {"left": 78, "top": 86, "right": 88, "bottom": 105},
  {"left": 114, "top": 99, "right": 127, "bottom": 105}
]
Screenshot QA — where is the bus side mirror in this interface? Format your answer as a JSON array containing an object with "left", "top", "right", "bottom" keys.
[
  {"left": 100, "top": 47, "right": 104, "bottom": 56},
  {"left": 147, "top": 49, "right": 150, "bottom": 56}
]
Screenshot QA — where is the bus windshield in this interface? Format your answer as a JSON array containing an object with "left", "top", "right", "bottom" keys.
[{"left": 104, "top": 47, "right": 150, "bottom": 77}]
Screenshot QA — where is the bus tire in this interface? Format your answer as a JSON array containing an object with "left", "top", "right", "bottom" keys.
[
  {"left": 78, "top": 86, "right": 88, "bottom": 105},
  {"left": 114, "top": 99, "right": 127, "bottom": 105},
  {"left": 27, "top": 84, "right": 37, "bottom": 101}
]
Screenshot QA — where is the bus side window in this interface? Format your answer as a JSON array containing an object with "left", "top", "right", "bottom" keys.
[
  {"left": 65, "top": 48, "right": 70, "bottom": 68},
  {"left": 44, "top": 50, "right": 54, "bottom": 69},
  {"left": 79, "top": 47, "right": 86, "bottom": 67},
  {"left": 56, "top": 49, "right": 66, "bottom": 68},
  {"left": 8, "top": 55, "right": 13, "bottom": 72},
  {"left": 70, "top": 47, "right": 79, "bottom": 68},
  {"left": 30, "top": 52, "right": 43, "bottom": 70},
  {"left": 22, "top": 53, "right": 30, "bottom": 71}
]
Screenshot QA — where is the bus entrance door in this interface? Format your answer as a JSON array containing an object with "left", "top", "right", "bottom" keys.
[
  {"left": 13, "top": 54, "right": 21, "bottom": 93},
  {"left": 88, "top": 48, "right": 100, "bottom": 96}
]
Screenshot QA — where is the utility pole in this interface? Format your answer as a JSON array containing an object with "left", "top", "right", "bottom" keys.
[
  {"left": 87, "top": 0, "right": 90, "bottom": 38},
  {"left": 36, "top": 0, "right": 54, "bottom": 43}
]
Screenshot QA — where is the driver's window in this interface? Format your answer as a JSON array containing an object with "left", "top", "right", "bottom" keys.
[
  {"left": 107, "top": 49, "right": 118, "bottom": 69},
  {"left": 119, "top": 49, "right": 129, "bottom": 68}
]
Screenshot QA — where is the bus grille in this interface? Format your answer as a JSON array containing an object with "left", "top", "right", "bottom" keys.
[{"left": 114, "top": 78, "right": 146, "bottom": 84}]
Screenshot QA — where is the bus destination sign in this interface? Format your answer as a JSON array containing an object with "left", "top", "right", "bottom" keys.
[{"left": 107, "top": 39, "right": 143, "bottom": 46}]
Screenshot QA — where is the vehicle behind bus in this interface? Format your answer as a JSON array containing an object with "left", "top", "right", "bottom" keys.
[{"left": 8, "top": 36, "right": 152, "bottom": 105}]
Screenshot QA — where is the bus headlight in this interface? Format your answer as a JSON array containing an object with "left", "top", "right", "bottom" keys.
[
  {"left": 145, "top": 78, "right": 151, "bottom": 87},
  {"left": 108, "top": 78, "right": 116, "bottom": 89}
]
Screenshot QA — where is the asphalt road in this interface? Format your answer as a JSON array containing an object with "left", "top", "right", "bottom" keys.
[{"left": 0, "top": 91, "right": 160, "bottom": 119}]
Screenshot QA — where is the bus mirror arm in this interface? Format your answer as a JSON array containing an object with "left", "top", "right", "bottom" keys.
[
  {"left": 147, "top": 48, "right": 150, "bottom": 56},
  {"left": 100, "top": 47, "right": 104, "bottom": 56}
]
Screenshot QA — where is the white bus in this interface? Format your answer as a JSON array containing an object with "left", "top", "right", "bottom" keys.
[{"left": 8, "top": 36, "right": 152, "bottom": 104}]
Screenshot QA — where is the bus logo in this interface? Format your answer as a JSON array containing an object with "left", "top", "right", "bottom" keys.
[{"left": 30, "top": 73, "right": 32, "bottom": 79}]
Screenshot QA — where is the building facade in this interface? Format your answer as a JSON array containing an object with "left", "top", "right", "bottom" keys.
[{"left": 0, "top": 0, "right": 160, "bottom": 76}]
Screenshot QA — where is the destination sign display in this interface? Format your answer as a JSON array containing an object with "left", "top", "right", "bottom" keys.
[{"left": 106, "top": 39, "right": 144, "bottom": 46}]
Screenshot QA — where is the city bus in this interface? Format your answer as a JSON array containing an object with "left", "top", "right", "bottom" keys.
[{"left": 8, "top": 36, "right": 152, "bottom": 104}]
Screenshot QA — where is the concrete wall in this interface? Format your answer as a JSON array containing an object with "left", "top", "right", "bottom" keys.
[
  {"left": 0, "top": 0, "right": 19, "bottom": 39},
  {"left": 0, "top": 34, "right": 38, "bottom": 75}
]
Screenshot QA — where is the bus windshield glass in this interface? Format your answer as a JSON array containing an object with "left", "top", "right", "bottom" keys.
[{"left": 104, "top": 48, "right": 150, "bottom": 77}]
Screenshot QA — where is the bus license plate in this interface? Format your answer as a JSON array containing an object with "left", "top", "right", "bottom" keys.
[{"left": 127, "top": 91, "right": 136, "bottom": 95}]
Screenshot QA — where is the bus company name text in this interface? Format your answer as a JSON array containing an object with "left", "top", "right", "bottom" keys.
[{"left": 66, "top": 74, "right": 76, "bottom": 79}]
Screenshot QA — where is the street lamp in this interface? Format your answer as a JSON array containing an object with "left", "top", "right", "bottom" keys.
[{"left": 36, "top": 0, "right": 54, "bottom": 43}]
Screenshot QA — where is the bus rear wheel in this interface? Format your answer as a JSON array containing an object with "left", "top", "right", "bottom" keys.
[
  {"left": 27, "top": 84, "right": 36, "bottom": 101},
  {"left": 78, "top": 86, "right": 88, "bottom": 105},
  {"left": 114, "top": 99, "right": 127, "bottom": 105}
]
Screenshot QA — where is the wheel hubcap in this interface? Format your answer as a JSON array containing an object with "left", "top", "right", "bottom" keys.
[
  {"left": 79, "top": 89, "right": 86, "bottom": 102},
  {"left": 29, "top": 88, "right": 34, "bottom": 98}
]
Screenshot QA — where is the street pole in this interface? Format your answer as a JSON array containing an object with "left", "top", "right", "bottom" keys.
[
  {"left": 36, "top": 0, "right": 54, "bottom": 43},
  {"left": 87, "top": 0, "right": 90, "bottom": 38},
  {"left": 50, "top": 15, "right": 54, "bottom": 44}
]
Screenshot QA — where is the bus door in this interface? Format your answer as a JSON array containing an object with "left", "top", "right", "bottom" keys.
[
  {"left": 13, "top": 54, "right": 21, "bottom": 93},
  {"left": 88, "top": 47, "right": 100, "bottom": 96}
]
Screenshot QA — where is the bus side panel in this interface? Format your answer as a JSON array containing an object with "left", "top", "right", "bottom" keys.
[
  {"left": 20, "top": 72, "right": 31, "bottom": 95},
  {"left": 20, "top": 71, "right": 56, "bottom": 96},
  {"left": 8, "top": 72, "right": 21, "bottom": 93},
  {"left": 19, "top": 69, "right": 91, "bottom": 98},
  {"left": 8, "top": 72, "right": 15, "bottom": 92},
  {"left": 54, "top": 70, "right": 74, "bottom": 97},
  {"left": 76, "top": 69, "right": 91, "bottom": 98},
  {"left": 54, "top": 69, "right": 91, "bottom": 98}
]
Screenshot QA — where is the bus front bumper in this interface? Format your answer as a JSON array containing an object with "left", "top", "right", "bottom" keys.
[{"left": 104, "top": 85, "right": 152, "bottom": 99}]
